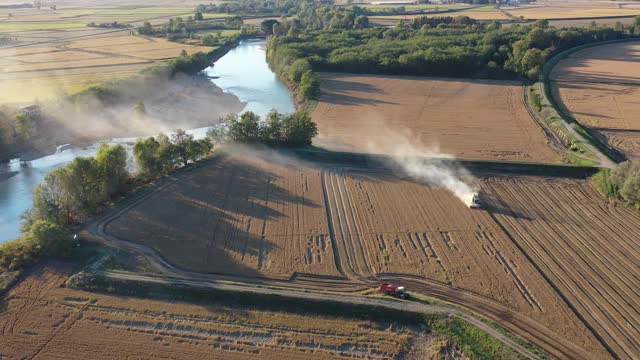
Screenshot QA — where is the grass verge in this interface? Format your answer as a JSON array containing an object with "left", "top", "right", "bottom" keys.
[
  {"left": 429, "top": 316, "right": 526, "bottom": 360},
  {"left": 591, "top": 168, "right": 616, "bottom": 197}
]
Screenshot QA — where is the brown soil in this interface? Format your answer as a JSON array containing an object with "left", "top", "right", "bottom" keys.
[
  {"left": 106, "top": 150, "right": 340, "bottom": 279},
  {"left": 103, "top": 147, "right": 631, "bottom": 358},
  {"left": 0, "top": 262, "right": 416, "bottom": 359},
  {"left": 551, "top": 41, "right": 640, "bottom": 160},
  {"left": 484, "top": 175, "right": 640, "bottom": 359},
  {"left": 311, "top": 73, "right": 561, "bottom": 163}
]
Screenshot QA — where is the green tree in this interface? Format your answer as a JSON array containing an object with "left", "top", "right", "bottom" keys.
[
  {"left": 138, "top": 21, "right": 153, "bottom": 35},
  {"left": 66, "top": 157, "right": 106, "bottom": 216},
  {"left": 228, "top": 112, "right": 261, "bottom": 142},
  {"left": 202, "top": 33, "right": 219, "bottom": 46},
  {"left": 195, "top": 11, "right": 204, "bottom": 21},
  {"left": 288, "top": 58, "right": 311, "bottom": 84},
  {"left": 24, "top": 220, "right": 68, "bottom": 255},
  {"left": 534, "top": 19, "right": 549, "bottom": 29},
  {"left": 520, "top": 48, "right": 544, "bottom": 77},
  {"left": 299, "top": 71, "right": 320, "bottom": 100},
  {"left": 133, "top": 137, "right": 161, "bottom": 179},
  {"left": 287, "top": 25, "right": 300, "bottom": 38},
  {"left": 354, "top": 15, "right": 369, "bottom": 29},
  {"left": 261, "top": 110, "right": 284, "bottom": 144},
  {"left": 14, "top": 113, "right": 32, "bottom": 142},
  {"left": 170, "top": 129, "right": 196, "bottom": 166},
  {"left": 96, "top": 143, "right": 128, "bottom": 197},
  {"left": 621, "top": 172, "right": 640, "bottom": 204},
  {"left": 282, "top": 111, "right": 318, "bottom": 146}
]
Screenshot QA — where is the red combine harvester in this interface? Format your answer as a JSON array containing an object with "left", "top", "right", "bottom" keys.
[{"left": 379, "top": 283, "right": 410, "bottom": 299}]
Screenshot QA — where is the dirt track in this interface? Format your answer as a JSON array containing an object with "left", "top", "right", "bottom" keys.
[
  {"left": 81, "top": 148, "right": 639, "bottom": 359},
  {"left": 0, "top": 263, "right": 424, "bottom": 359}
]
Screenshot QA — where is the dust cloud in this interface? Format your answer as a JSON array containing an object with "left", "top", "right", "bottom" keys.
[
  {"left": 367, "top": 127, "right": 478, "bottom": 206},
  {"left": 3, "top": 70, "right": 244, "bottom": 156}
]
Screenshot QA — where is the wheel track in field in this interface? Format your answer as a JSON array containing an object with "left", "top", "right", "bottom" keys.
[
  {"left": 484, "top": 177, "right": 640, "bottom": 359},
  {"left": 79, "top": 160, "right": 603, "bottom": 360}
]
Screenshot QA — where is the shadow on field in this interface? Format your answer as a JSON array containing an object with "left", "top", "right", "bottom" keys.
[
  {"left": 480, "top": 191, "right": 531, "bottom": 220},
  {"left": 105, "top": 154, "right": 321, "bottom": 279},
  {"left": 318, "top": 78, "right": 398, "bottom": 106}
]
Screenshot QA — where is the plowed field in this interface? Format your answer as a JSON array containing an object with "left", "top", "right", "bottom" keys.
[
  {"left": 551, "top": 41, "right": 640, "bottom": 160},
  {"left": 0, "top": 263, "right": 416, "bottom": 359},
  {"left": 311, "top": 73, "right": 560, "bottom": 162}
]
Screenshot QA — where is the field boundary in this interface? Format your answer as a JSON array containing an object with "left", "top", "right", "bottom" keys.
[
  {"left": 292, "top": 148, "right": 600, "bottom": 177},
  {"left": 540, "top": 38, "right": 640, "bottom": 164},
  {"left": 65, "top": 267, "right": 542, "bottom": 359}
]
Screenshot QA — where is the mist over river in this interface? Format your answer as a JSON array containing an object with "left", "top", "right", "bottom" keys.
[{"left": 0, "top": 39, "right": 295, "bottom": 242}]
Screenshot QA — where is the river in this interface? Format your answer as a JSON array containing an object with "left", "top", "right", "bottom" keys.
[{"left": 0, "top": 39, "right": 295, "bottom": 243}]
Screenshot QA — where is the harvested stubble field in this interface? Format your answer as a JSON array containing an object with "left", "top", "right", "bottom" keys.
[
  {"left": 368, "top": 7, "right": 508, "bottom": 25},
  {"left": 102, "top": 146, "right": 640, "bottom": 358},
  {"left": 311, "top": 73, "right": 561, "bottom": 163},
  {"left": 106, "top": 151, "right": 341, "bottom": 279},
  {"left": 548, "top": 16, "right": 638, "bottom": 28},
  {"left": 0, "top": 33, "right": 212, "bottom": 103},
  {"left": 503, "top": 0, "right": 640, "bottom": 19},
  {"left": 0, "top": 263, "right": 418, "bottom": 359},
  {"left": 483, "top": 175, "right": 640, "bottom": 359},
  {"left": 551, "top": 41, "right": 640, "bottom": 160}
]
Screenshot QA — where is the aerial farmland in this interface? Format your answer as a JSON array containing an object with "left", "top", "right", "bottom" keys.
[{"left": 2, "top": 0, "right": 640, "bottom": 359}]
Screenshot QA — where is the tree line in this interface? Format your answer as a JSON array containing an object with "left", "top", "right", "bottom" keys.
[
  {"left": 267, "top": 17, "right": 634, "bottom": 81},
  {"left": 209, "top": 110, "right": 318, "bottom": 147},
  {"left": 197, "top": 0, "right": 304, "bottom": 16}
]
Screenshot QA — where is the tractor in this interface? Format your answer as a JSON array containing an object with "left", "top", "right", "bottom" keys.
[{"left": 379, "top": 283, "right": 410, "bottom": 299}]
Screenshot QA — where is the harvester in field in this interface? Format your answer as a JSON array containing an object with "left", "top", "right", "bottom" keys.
[
  {"left": 469, "top": 193, "right": 481, "bottom": 209},
  {"left": 379, "top": 283, "right": 410, "bottom": 299}
]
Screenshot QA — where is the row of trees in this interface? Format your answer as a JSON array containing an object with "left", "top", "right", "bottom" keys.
[
  {"left": 133, "top": 130, "right": 212, "bottom": 180},
  {"left": 210, "top": 110, "right": 318, "bottom": 146},
  {"left": 197, "top": 0, "right": 304, "bottom": 16},
  {"left": 267, "top": 17, "right": 632, "bottom": 81},
  {"left": 1, "top": 130, "right": 219, "bottom": 272},
  {"left": 23, "top": 144, "right": 128, "bottom": 230}
]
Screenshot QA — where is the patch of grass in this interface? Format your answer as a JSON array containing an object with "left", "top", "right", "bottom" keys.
[
  {"left": 484, "top": 320, "right": 551, "bottom": 360},
  {"left": 428, "top": 315, "right": 522, "bottom": 360},
  {"left": 564, "top": 152, "right": 599, "bottom": 167},
  {"left": 592, "top": 168, "right": 616, "bottom": 197}
]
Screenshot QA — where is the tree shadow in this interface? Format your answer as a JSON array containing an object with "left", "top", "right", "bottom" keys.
[{"left": 104, "top": 153, "right": 321, "bottom": 280}]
